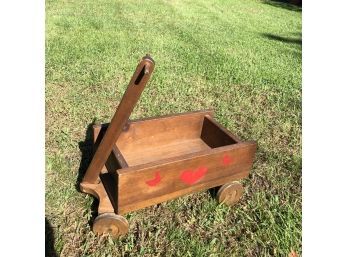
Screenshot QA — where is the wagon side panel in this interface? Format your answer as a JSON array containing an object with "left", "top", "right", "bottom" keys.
[{"left": 117, "top": 141, "right": 257, "bottom": 214}]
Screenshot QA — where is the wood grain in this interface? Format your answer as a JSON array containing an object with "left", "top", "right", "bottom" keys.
[
  {"left": 82, "top": 55, "right": 155, "bottom": 184},
  {"left": 117, "top": 141, "right": 257, "bottom": 214},
  {"left": 93, "top": 213, "right": 129, "bottom": 237},
  {"left": 121, "top": 138, "right": 211, "bottom": 166},
  {"left": 92, "top": 124, "right": 108, "bottom": 174},
  {"left": 93, "top": 124, "right": 128, "bottom": 172},
  {"left": 79, "top": 56, "right": 258, "bottom": 237},
  {"left": 80, "top": 180, "right": 115, "bottom": 214},
  {"left": 201, "top": 115, "right": 240, "bottom": 147},
  {"left": 116, "top": 110, "right": 213, "bottom": 153}
]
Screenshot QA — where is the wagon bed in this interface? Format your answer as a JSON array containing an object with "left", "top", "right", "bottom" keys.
[{"left": 80, "top": 55, "right": 257, "bottom": 237}]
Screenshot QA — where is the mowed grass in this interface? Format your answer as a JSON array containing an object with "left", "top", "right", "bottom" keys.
[{"left": 45, "top": 0, "right": 302, "bottom": 256}]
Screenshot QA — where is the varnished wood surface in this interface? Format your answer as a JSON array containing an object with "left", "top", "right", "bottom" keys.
[
  {"left": 82, "top": 55, "right": 155, "bottom": 184},
  {"left": 117, "top": 141, "right": 257, "bottom": 214},
  {"left": 120, "top": 170, "right": 249, "bottom": 214},
  {"left": 116, "top": 110, "right": 213, "bottom": 154},
  {"left": 94, "top": 110, "right": 216, "bottom": 170},
  {"left": 217, "top": 181, "right": 244, "bottom": 206},
  {"left": 112, "top": 145, "right": 128, "bottom": 168},
  {"left": 79, "top": 55, "right": 258, "bottom": 236},
  {"left": 201, "top": 116, "right": 239, "bottom": 148},
  {"left": 93, "top": 213, "right": 129, "bottom": 237},
  {"left": 88, "top": 110, "right": 257, "bottom": 215},
  {"left": 203, "top": 115, "right": 242, "bottom": 143},
  {"left": 115, "top": 110, "right": 242, "bottom": 166},
  {"left": 92, "top": 124, "right": 108, "bottom": 174},
  {"left": 79, "top": 181, "right": 114, "bottom": 214},
  {"left": 121, "top": 138, "right": 211, "bottom": 166},
  {"left": 93, "top": 124, "right": 127, "bottom": 173}
]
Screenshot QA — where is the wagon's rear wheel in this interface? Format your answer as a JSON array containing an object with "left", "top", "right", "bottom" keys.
[
  {"left": 93, "top": 213, "right": 129, "bottom": 237},
  {"left": 217, "top": 181, "right": 243, "bottom": 206}
]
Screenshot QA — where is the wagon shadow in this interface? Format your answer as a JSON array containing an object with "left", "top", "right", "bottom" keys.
[
  {"left": 263, "top": 0, "right": 302, "bottom": 11},
  {"left": 45, "top": 218, "right": 58, "bottom": 257},
  {"left": 261, "top": 33, "right": 302, "bottom": 45},
  {"left": 76, "top": 119, "right": 99, "bottom": 227}
]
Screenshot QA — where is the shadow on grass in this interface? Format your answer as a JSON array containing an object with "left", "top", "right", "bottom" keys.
[
  {"left": 76, "top": 121, "right": 95, "bottom": 191},
  {"left": 76, "top": 120, "right": 100, "bottom": 227},
  {"left": 45, "top": 218, "right": 58, "bottom": 257},
  {"left": 262, "top": 33, "right": 302, "bottom": 45},
  {"left": 263, "top": 0, "right": 302, "bottom": 12}
]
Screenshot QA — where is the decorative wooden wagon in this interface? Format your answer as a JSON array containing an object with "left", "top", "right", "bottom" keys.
[{"left": 80, "top": 55, "right": 257, "bottom": 237}]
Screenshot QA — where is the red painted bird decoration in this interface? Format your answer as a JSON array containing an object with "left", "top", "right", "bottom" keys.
[{"left": 146, "top": 171, "right": 161, "bottom": 186}]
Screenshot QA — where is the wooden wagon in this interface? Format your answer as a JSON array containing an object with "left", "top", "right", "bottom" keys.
[{"left": 80, "top": 55, "right": 257, "bottom": 237}]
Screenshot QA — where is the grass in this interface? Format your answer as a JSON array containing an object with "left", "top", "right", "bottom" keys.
[{"left": 45, "top": 0, "right": 302, "bottom": 256}]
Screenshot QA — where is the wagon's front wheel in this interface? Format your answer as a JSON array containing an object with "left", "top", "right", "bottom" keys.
[
  {"left": 93, "top": 213, "right": 129, "bottom": 237},
  {"left": 217, "top": 181, "right": 243, "bottom": 206}
]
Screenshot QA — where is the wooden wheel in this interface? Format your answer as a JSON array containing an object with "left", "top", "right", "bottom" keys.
[
  {"left": 217, "top": 181, "right": 243, "bottom": 206},
  {"left": 93, "top": 213, "right": 129, "bottom": 237}
]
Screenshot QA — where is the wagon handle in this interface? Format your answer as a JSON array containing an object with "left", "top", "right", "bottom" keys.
[{"left": 82, "top": 55, "right": 155, "bottom": 184}]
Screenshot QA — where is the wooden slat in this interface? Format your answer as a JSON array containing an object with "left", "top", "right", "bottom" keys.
[
  {"left": 117, "top": 141, "right": 257, "bottom": 214},
  {"left": 112, "top": 145, "right": 128, "bottom": 168},
  {"left": 202, "top": 115, "right": 241, "bottom": 144},
  {"left": 100, "top": 173, "right": 118, "bottom": 213},
  {"left": 119, "top": 170, "right": 249, "bottom": 214},
  {"left": 92, "top": 124, "right": 108, "bottom": 173},
  {"left": 115, "top": 110, "right": 214, "bottom": 153},
  {"left": 121, "top": 138, "right": 211, "bottom": 166},
  {"left": 92, "top": 125, "right": 128, "bottom": 173}
]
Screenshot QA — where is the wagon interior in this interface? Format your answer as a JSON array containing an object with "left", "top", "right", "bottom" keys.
[{"left": 114, "top": 113, "right": 239, "bottom": 167}]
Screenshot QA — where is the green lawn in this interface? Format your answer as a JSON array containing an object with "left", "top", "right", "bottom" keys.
[{"left": 45, "top": 0, "right": 302, "bottom": 256}]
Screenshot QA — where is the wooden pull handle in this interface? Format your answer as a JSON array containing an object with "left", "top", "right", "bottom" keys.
[{"left": 82, "top": 55, "right": 155, "bottom": 184}]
